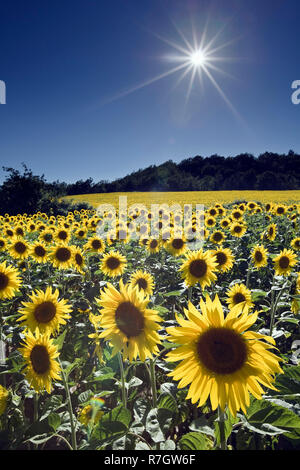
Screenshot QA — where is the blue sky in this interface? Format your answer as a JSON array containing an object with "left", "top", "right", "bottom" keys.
[{"left": 0, "top": 0, "right": 300, "bottom": 183}]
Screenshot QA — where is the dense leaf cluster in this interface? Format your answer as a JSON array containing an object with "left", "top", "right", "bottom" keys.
[{"left": 63, "top": 150, "right": 300, "bottom": 194}]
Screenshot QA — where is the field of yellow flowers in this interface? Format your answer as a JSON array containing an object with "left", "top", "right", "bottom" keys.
[
  {"left": 0, "top": 199, "right": 299, "bottom": 451},
  {"left": 64, "top": 190, "right": 300, "bottom": 209}
]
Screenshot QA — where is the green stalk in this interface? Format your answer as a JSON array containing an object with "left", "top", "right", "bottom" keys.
[
  {"left": 118, "top": 352, "right": 127, "bottom": 408},
  {"left": 149, "top": 359, "right": 157, "bottom": 408},
  {"left": 218, "top": 406, "right": 227, "bottom": 450},
  {"left": 269, "top": 284, "right": 287, "bottom": 336},
  {"left": 246, "top": 261, "right": 252, "bottom": 288},
  {"left": 59, "top": 360, "right": 77, "bottom": 450}
]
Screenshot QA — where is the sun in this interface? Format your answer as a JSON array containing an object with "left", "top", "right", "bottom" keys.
[{"left": 189, "top": 49, "right": 207, "bottom": 67}]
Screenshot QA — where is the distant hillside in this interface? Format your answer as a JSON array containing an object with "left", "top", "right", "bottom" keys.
[{"left": 64, "top": 151, "right": 300, "bottom": 194}]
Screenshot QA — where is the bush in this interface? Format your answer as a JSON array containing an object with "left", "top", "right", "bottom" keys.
[{"left": 0, "top": 164, "right": 93, "bottom": 216}]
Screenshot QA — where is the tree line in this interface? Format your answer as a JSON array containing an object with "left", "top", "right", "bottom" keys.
[
  {"left": 0, "top": 151, "right": 299, "bottom": 215},
  {"left": 62, "top": 150, "right": 300, "bottom": 194}
]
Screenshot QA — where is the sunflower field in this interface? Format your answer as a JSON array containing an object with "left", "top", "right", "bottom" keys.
[{"left": 0, "top": 199, "right": 300, "bottom": 451}]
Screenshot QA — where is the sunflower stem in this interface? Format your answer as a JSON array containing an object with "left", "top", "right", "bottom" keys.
[
  {"left": 149, "top": 358, "right": 157, "bottom": 408},
  {"left": 33, "top": 392, "right": 39, "bottom": 450},
  {"left": 59, "top": 360, "right": 77, "bottom": 450},
  {"left": 118, "top": 352, "right": 127, "bottom": 408},
  {"left": 269, "top": 283, "right": 288, "bottom": 336},
  {"left": 218, "top": 406, "right": 227, "bottom": 450},
  {"left": 246, "top": 261, "right": 252, "bottom": 288}
]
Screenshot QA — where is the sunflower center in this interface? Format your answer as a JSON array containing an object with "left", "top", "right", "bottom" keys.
[
  {"left": 14, "top": 241, "right": 27, "bottom": 254},
  {"left": 216, "top": 252, "right": 227, "bottom": 266},
  {"left": 56, "top": 247, "right": 72, "bottom": 262},
  {"left": 106, "top": 256, "right": 120, "bottom": 270},
  {"left": 189, "top": 259, "right": 207, "bottom": 278},
  {"left": 35, "top": 246, "right": 46, "bottom": 257},
  {"left": 172, "top": 239, "right": 184, "bottom": 250},
  {"left": 150, "top": 240, "right": 158, "bottom": 249},
  {"left": 279, "top": 256, "right": 290, "bottom": 269},
  {"left": 277, "top": 207, "right": 284, "bottom": 214},
  {"left": 254, "top": 250, "right": 263, "bottom": 262},
  {"left": 269, "top": 227, "right": 274, "bottom": 236},
  {"left": 197, "top": 327, "right": 247, "bottom": 375},
  {"left": 0, "top": 273, "right": 9, "bottom": 290},
  {"left": 115, "top": 301, "right": 144, "bottom": 338},
  {"left": 0, "top": 240, "right": 4, "bottom": 248},
  {"left": 34, "top": 301, "right": 57, "bottom": 323},
  {"left": 58, "top": 231, "right": 68, "bottom": 240},
  {"left": 233, "top": 292, "right": 246, "bottom": 304},
  {"left": 43, "top": 233, "right": 53, "bottom": 242},
  {"left": 233, "top": 225, "right": 242, "bottom": 233},
  {"left": 92, "top": 239, "right": 102, "bottom": 249},
  {"left": 136, "top": 278, "right": 148, "bottom": 290},
  {"left": 30, "top": 344, "right": 51, "bottom": 374},
  {"left": 75, "top": 253, "right": 83, "bottom": 266},
  {"left": 213, "top": 232, "right": 223, "bottom": 242}
]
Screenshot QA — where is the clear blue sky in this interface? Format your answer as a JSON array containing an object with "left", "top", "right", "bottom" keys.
[{"left": 0, "top": 0, "right": 300, "bottom": 184}]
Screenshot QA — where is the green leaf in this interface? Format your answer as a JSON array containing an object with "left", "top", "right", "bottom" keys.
[
  {"left": 189, "top": 416, "right": 215, "bottom": 438},
  {"left": 78, "top": 390, "right": 93, "bottom": 404},
  {"left": 53, "top": 329, "right": 67, "bottom": 351},
  {"left": 145, "top": 408, "right": 173, "bottom": 443},
  {"left": 179, "top": 432, "right": 210, "bottom": 450},
  {"left": 241, "top": 398, "right": 300, "bottom": 437},
  {"left": 48, "top": 413, "right": 61, "bottom": 432},
  {"left": 91, "top": 405, "right": 132, "bottom": 448},
  {"left": 164, "top": 290, "right": 182, "bottom": 297}
]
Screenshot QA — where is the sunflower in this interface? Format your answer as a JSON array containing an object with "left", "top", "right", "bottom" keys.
[
  {"left": 231, "top": 209, "right": 243, "bottom": 221},
  {"left": 165, "top": 295, "right": 283, "bottom": 417},
  {"left": 263, "top": 223, "right": 277, "bottom": 242},
  {"left": 146, "top": 238, "right": 161, "bottom": 254},
  {"left": 84, "top": 236, "right": 105, "bottom": 254},
  {"left": 211, "top": 247, "right": 234, "bottom": 273},
  {"left": 0, "top": 237, "right": 7, "bottom": 252},
  {"left": 204, "top": 216, "right": 216, "bottom": 229},
  {"left": 75, "top": 227, "right": 88, "bottom": 240},
  {"left": 129, "top": 270, "right": 155, "bottom": 296},
  {"left": 226, "top": 283, "right": 254, "bottom": 314},
  {"left": 0, "top": 385, "right": 9, "bottom": 416},
  {"left": 54, "top": 227, "right": 71, "bottom": 244},
  {"left": 72, "top": 247, "right": 86, "bottom": 274},
  {"left": 100, "top": 251, "right": 127, "bottom": 278},
  {"left": 247, "top": 201, "right": 257, "bottom": 211},
  {"left": 96, "top": 280, "right": 162, "bottom": 361},
  {"left": 273, "top": 249, "right": 297, "bottom": 276},
  {"left": 274, "top": 204, "right": 286, "bottom": 216},
  {"left": 165, "top": 236, "right": 187, "bottom": 257},
  {"left": 210, "top": 230, "right": 226, "bottom": 245},
  {"left": 291, "top": 237, "right": 300, "bottom": 251},
  {"left": 0, "top": 261, "right": 22, "bottom": 300},
  {"left": 79, "top": 400, "right": 104, "bottom": 427},
  {"left": 180, "top": 249, "right": 218, "bottom": 289},
  {"left": 251, "top": 244, "right": 268, "bottom": 268},
  {"left": 39, "top": 230, "right": 55, "bottom": 245},
  {"left": 291, "top": 273, "right": 300, "bottom": 315},
  {"left": 19, "top": 330, "right": 61, "bottom": 393},
  {"left": 18, "top": 286, "right": 72, "bottom": 334},
  {"left": 230, "top": 223, "right": 247, "bottom": 238},
  {"left": 49, "top": 244, "right": 74, "bottom": 270},
  {"left": 8, "top": 237, "right": 30, "bottom": 260},
  {"left": 220, "top": 218, "right": 231, "bottom": 229},
  {"left": 30, "top": 241, "right": 48, "bottom": 263}
]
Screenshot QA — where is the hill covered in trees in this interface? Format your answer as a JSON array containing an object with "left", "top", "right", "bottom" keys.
[{"left": 63, "top": 150, "right": 300, "bottom": 194}]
